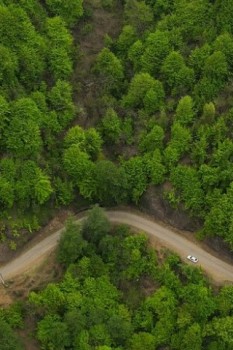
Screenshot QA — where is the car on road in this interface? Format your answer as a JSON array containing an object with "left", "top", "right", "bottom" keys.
[{"left": 187, "top": 255, "right": 198, "bottom": 263}]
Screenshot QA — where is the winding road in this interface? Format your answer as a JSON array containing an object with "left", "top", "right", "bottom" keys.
[{"left": 1, "top": 210, "right": 233, "bottom": 283}]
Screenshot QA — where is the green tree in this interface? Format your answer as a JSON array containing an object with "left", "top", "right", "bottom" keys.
[
  {"left": 124, "top": 0, "right": 154, "bottom": 34},
  {"left": 0, "top": 320, "right": 23, "bottom": 350},
  {"left": 81, "top": 206, "right": 111, "bottom": 245},
  {"left": 116, "top": 25, "right": 136, "bottom": 57},
  {"left": 95, "top": 48, "right": 124, "bottom": 94},
  {"left": 122, "top": 73, "right": 163, "bottom": 110},
  {"left": 122, "top": 156, "right": 148, "bottom": 203},
  {"left": 37, "top": 315, "right": 70, "bottom": 350},
  {"left": 46, "top": 0, "right": 83, "bottom": 27},
  {"left": 189, "top": 44, "right": 211, "bottom": 78},
  {"left": 175, "top": 95, "right": 195, "bottom": 125},
  {"left": 5, "top": 117, "right": 42, "bottom": 158},
  {"left": 144, "top": 149, "right": 166, "bottom": 185},
  {"left": 128, "top": 40, "right": 143, "bottom": 71},
  {"left": 46, "top": 16, "right": 73, "bottom": 80},
  {"left": 141, "top": 30, "right": 170, "bottom": 75},
  {"left": 161, "top": 51, "right": 194, "bottom": 93},
  {"left": 139, "top": 125, "right": 165, "bottom": 153},
  {"left": 94, "top": 160, "right": 129, "bottom": 205},
  {"left": 57, "top": 218, "right": 88, "bottom": 266},
  {"left": 129, "top": 332, "right": 155, "bottom": 350},
  {"left": 48, "top": 80, "right": 75, "bottom": 129},
  {"left": 204, "top": 51, "right": 228, "bottom": 84},
  {"left": 64, "top": 125, "right": 85, "bottom": 148},
  {"left": 101, "top": 108, "right": 121, "bottom": 144}
]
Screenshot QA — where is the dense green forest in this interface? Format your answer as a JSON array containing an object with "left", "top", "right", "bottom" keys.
[
  {"left": 2, "top": 0, "right": 233, "bottom": 349},
  {"left": 2, "top": 207, "right": 233, "bottom": 350},
  {"left": 1, "top": 0, "right": 233, "bottom": 251}
]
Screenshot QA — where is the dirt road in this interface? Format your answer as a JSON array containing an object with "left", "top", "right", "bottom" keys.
[{"left": 1, "top": 210, "right": 233, "bottom": 283}]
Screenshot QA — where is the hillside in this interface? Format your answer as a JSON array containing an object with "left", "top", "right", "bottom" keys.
[{"left": 1, "top": 0, "right": 233, "bottom": 348}]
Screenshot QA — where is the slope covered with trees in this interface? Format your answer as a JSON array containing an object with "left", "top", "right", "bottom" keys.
[
  {"left": 1, "top": 0, "right": 233, "bottom": 251},
  {"left": 88, "top": 0, "right": 233, "bottom": 250}
]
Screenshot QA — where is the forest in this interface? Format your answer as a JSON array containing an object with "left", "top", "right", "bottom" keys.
[
  {"left": 1, "top": 0, "right": 233, "bottom": 348},
  {"left": 1, "top": 0, "right": 233, "bottom": 251},
  {"left": 2, "top": 206, "right": 233, "bottom": 350}
]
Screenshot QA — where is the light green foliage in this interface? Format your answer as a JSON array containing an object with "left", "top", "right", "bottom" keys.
[
  {"left": 46, "top": 0, "right": 83, "bottom": 27},
  {"left": 123, "top": 73, "right": 164, "bottom": 111},
  {"left": 129, "top": 332, "right": 155, "bottom": 350},
  {"left": 34, "top": 168, "right": 53, "bottom": 204},
  {"left": 175, "top": 95, "right": 195, "bottom": 125},
  {"left": 204, "top": 51, "right": 228, "bottom": 84},
  {"left": 139, "top": 125, "right": 164, "bottom": 153},
  {"left": 214, "top": 33, "right": 233, "bottom": 71},
  {"left": 0, "top": 176, "right": 14, "bottom": 208},
  {"left": 64, "top": 125, "right": 85, "bottom": 148},
  {"left": 203, "top": 183, "right": 233, "bottom": 247},
  {"left": 122, "top": 156, "right": 148, "bottom": 203},
  {"left": 48, "top": 80, "right": 75, "bottom": 129},
  {"left": 63, "top": 144, "right": 93, "bottom": 181},
  {"left": 65, "top": 126, "right": 102, "bottom": 159},
  {"left": 189, "top": 44, "right": 211, "bottom": 78},
  {"left": 144, "top": 149, "right": 166, "bottom": 185},
  {"left": 37, "top": 314, "right": 70, "bottom": 350},
  {"left": 202, "top": 102, "right": 215, "bottom": 123},
  {"left": 101, "top": 108, "right": 122, "bottom": 144},
  {"left": 53, "top": 177, "right": 74, "bottom": 206},
  {"left": 6, "top": 117, "right": 42, "bottom": 158},
  {"left": 95, "top": 48, "right": 124, "bottom": 94},
  {"left": 11, "top": 97, "right": 42, "bottom": 126},
  {"left": 124, "top": 0, "right": 153, "bottom": 34},
  {"left": 161, "top": 51, "right": 194, "bottom": 93},
  {"left": 164, "top": 122, "right": 192, "bottom": 169},
  {"left": 205, "top": 316, "right": 233, "bottom": 346},
  {"left": 217, "top": 285, "right": 233, "bottom": 316},
  {"left": 172, "top": 0, "right": 212, "bottom": 41},
  {"left": 15, "top": 161, "right": 53, "bottom": 207},
  {"left": 141, "top": 30, "right": 170, "bottom": 75},
  {"left": 172, "top": 323, "right": 202, "bottom": 350},
  {"left": 170, "top": 165, "right": 204, "bottom": 213},
  {"left": 143, "top": 84, "right": 165, "bottom": 114},
  {"left": 46, "top": 16, "right": 73, "bottom": 80},
  {"left": 128, "top": 40, "right": 143, "bottom": 71},
  {"left": 57, "top": 219, "right": 88, "bottom": 266},
  {"left": 116, "top": 25, "right": 136, "bottom": 57},
  {"left": 85, "top": 128, "right": 103, "bottom": 160},
  {"left": 180, "top": 284, "right": 216, "bottom": 322}
]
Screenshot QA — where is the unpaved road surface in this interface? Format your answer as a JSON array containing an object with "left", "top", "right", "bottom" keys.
[{"left": 1, "top": 210, "right": 233, "bottom": 283}]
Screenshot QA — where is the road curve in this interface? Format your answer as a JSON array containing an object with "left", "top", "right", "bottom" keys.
[{"left": 1, "top": 210, "right": 233, "bottom": 283}]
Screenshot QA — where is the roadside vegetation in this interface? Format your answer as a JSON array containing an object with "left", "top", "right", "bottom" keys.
[{"left": 2, "top": 207, "right": 233, "bottom": 350}]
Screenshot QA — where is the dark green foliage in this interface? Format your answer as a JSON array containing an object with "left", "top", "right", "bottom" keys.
[
  {"left": 57, "top": 219, "right": 88, "bottom": 266},
  {"left": 0, "top": 319, "right": 24, "bottom": 350},
  {"left": 124, "top": 0, "right": 153, "bottom": 34},
  {"left": 94, "top": 161, "right": 129, "bottom": 205},
  {"left": 81, "top": 206, "right": 111, "bottom": 245}
]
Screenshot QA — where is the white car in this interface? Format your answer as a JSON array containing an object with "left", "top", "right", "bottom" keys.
[{"left": 187, "top": 255, "right": 198, "bottom": 263}]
